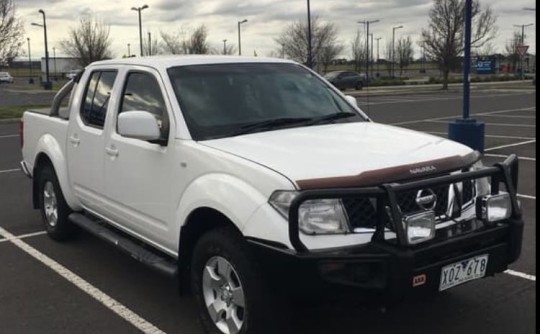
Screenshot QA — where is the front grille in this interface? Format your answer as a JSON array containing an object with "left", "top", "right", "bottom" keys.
[{"left": 345, "top": 179, "right": 476, "bottom": 230}]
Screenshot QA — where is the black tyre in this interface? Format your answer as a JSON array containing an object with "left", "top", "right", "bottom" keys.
[
  {"left": 191, "top": 227, "right": 284, "bottom": 334},
  {"left": 355, "top": 81, "right": 363, "bottom": 90},
  {"left": 38, "top": 165, "right": 75, "bottom": 241}
]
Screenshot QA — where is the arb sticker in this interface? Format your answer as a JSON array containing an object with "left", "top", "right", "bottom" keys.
[{"left": 413, "top": 274, "right": 427, "bottom": 287}]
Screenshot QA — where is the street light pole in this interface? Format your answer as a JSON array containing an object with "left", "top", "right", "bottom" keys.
[
  {"left": 127, "top": 43, "right": 131, "bottom": 57},
  {"left": 223, "top": 39, "right": 227, "bottom": 55},
  {"left": 27, "top": 38, "right": 34, "bottom": 84},
  {"left": 376, "top": 37, "right": 382, "bottom": 75},
  {"left": 32, "top": 10, "right": 51, "bottom": 89},
  {"left": 358, "top": 20, "right": 379, "bottom": 85},
  {"left": 307, "top": 0, "right": 313, "bottom": 69},
  {"left": 513, "top": 23, "right": 534, "bottom": 79},
  {"left": 369, "top": 33, "right": 374, "bottom": 79},
  {"left": 148, "top": 32, "right": 152, "bottom": 56},
  {"left": 52, "top": 47, "right": 57, "bottom": 80},
  {"left": 392, "top": 25, "right": 403, "bottom": 79},
  {"left": 131, "top": 4, "right": 149, "bottom": 57},
  {"left": 238, "top": 19, "right": 247, "bottom": 56}
]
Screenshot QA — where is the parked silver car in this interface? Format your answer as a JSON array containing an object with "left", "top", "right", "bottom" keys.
[
  {"left": 0, "top": 72, "right": 14, "bottom": 84},
  {"left": 323, "top": 71, "right": 366, "bottom": 90}
]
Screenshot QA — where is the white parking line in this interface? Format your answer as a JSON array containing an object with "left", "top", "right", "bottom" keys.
[
  {"left": 390, "top": 107, "right": 535, "bottom": 126},
  {"left": 485, "top": 139, "right": 536, "bottom": 152},
  {"left": 426, "top": 131, "right": 536, "bottom": 141},
  {"left": 428, "top": 120, "right": 536, "bottom": 128},
  {"left": 0, "top": 134, "right": 19, "bottom": 139},
  {"left": 484, "top": 153, "right": 536, "bottom": 162},
  {"left": 517, "top": 194, "right": 536, "bottom": 200},
  {"left": 480, "top": 115, "right": 536, "bottom": 119},
  {"left": 504, "top": 270, "right": 536, "bottom": 281},
  {"left": 0, "top": 231, "right": 47, "bottom": 243},
  {"left": 0, "top": 168, "right": 20, "bottom": 174},
  {"left": 0, "top": 226, "right": 166, "bottom": 334}
]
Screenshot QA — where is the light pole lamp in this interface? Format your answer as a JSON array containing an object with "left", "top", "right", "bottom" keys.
[
  {"left": 358, "top": 19, "right": 379, "bottom": 85},
  {"left": 238, "top": 19, "right": 247, "bottom": 56},
  {"left": 27, "top": 37, "right": 34, "bottom": 84},
  {"left": 131, "top": 4, "right": 149, "bottom": 57},
  {"left": 392, "top": 25, "right": 403, "bottom": 78}
]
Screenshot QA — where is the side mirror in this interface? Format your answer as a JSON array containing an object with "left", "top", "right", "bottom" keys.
[
  {"left": 118, "top": 111, "right": 161, "bottom": 141},
  {"left": 345, "top": 95, "right": 358, "bottom": 107}
]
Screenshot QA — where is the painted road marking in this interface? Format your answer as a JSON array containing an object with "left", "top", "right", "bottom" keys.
[
  {"left": 0, "top": 168, "right": 20, "bottom": 174},
  {"left": 426, "top": 131, "right": 536, "bottom": 141},
  {"left": 0, "top": 231, "right": 47, "bottom": 243},
  {"left": 485, "top": 139, "right": 536, "bottom": 152},
  {"left": 504, "top": 270, "right": 536, "bottom": 282},
  {"left": 390, "top": 107, "right": 536, "bottom": 126},
  {"left": 517, "top": 194, "right": 536, "bottom": 200},
  {"left": 484, "top": 153, "right": 536, "bottom": 162},
  {"left": 0, "top": 226, "right": 166, "bottom": 334},
  {"left": 428, "top": 120, "right": 536, "bottom": 128}
]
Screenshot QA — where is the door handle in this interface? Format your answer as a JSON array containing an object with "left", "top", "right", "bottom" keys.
[
  {"left": 105, "top": 146, "right": 119, "bottom": 157},
  {"left": 69, "top": 135, "right": 80, "bottom": 145}
]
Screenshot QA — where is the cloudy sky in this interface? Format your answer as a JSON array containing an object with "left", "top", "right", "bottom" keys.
[{"left": 16, "top": 0, "right": 536, "bottom": 60}]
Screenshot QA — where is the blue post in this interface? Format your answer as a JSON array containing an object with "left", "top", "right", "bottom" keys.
[{"left": 448, "top": 0, "right": 485, "bottom": 153}]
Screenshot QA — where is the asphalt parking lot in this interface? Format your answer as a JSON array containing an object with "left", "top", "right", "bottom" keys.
[{"left": 0, "top": 86, "right": 536, "bottom": 333}]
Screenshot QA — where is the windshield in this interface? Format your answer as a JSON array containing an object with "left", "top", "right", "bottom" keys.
[{"left": 168, "top": 63, "right": 364, "bottom": 140}]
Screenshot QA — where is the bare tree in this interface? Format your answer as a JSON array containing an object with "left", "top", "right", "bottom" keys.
[
  {"left": 187, "top": 25, "right": 210, "bottom": 54},
  {"left": 504, "top": 31, "right": 523, "bottom": 74},
  {"left": 384, "top": 40, "right": 394, "bottom": 77},
  {"left": 0, "top": 0, "right": 24, "bottom": 64},
  {"left": 143, "top": 32, "right": 161, "bottom": 56},
  {"left": 275, "top": 17, "right": 341, "bottom": 70},
  {"left": 351, "top": 29, "right": 366, "bottom": 72},
  {"left": 60, "top": 15, "right": 113, "bottom": 67},
  {"left": 396, "top": 36, "right": 414, "bottom": 76},
  {"left": 421, "top": 0, "right": 497, "bottom": 89},
  {"left": 320, "top": 44, "right": 344, "bottom": 73},
  {"left": 160, "top": 30, "right": 188, "bottom": 55}
]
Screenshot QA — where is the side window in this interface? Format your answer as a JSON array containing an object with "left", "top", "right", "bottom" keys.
[
  {"left": 80, "top": 71, "right": 117, "bottom": 128},
  {"left": 119, "top": 72, "right": 169, "bottom": 139}
]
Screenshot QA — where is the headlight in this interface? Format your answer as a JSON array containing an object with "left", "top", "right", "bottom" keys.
[
  {"left": 403, "top": 210, "right": 436, "bottom": 245},
  {"left": 476, "top": 193, "right": 512, "bottom": 223},
  {"left": 269, "top": 191, "right": 350, "bottom": 235}
]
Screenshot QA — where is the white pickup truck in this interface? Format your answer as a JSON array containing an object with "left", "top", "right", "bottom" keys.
[{"left": 21, "top": 56, "right": 523, "bottom": 334}]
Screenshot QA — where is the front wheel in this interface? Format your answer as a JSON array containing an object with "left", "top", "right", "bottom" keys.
[
  {"left": 355, "top": 82, "right": 363, "bottom": 90},
  {"left": 191, "top": 227, "right": 283, "bottom": 334},
  {"left": 38, "top": 165, "right": 74, "bottom": 241}
]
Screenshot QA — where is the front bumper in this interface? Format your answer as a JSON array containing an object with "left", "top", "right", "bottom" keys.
[
  {"left": 248, "top": 218, "right": 523, "bottom": 301},
  {"left": 248, "top": 154, "right": 523, "bottom": 301}
]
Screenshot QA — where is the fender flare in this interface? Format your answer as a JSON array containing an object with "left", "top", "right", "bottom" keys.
[{"left": 33, "top": 134, "right": 82, "bottom": 211}]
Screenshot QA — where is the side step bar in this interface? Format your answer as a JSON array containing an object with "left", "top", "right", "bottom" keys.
[{"left": 69, "top": 213, "right": 178, "bottom": 277}]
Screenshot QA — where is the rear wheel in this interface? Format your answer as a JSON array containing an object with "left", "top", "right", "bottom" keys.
[
  {"left": 191, "top": 227, "right": 283, "bottom": 334},
  {"left": 355, "top": 81, "right": 363, "bottom": 90},
  {"left": 38, "top": 165, "right": 74, "bottom": 241}
]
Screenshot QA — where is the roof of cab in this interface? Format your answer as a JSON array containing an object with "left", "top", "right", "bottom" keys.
[{"left": 88, "top": 55, "right": 296, "bottom": 70}]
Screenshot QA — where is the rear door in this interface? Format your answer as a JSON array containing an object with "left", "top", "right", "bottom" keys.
[{"left": 66, "top": 68, "right": 118, "bottom": 213}]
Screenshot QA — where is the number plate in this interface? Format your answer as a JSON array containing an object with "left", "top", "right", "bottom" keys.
[{"left": 439, "top": 254, "right": 489, "bottom": 291}]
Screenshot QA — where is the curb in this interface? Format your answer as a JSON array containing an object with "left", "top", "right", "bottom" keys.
[{"left": 0, "top": 118, "right": 20, "bottom": 124}]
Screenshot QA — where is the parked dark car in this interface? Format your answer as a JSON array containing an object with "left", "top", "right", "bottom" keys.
[{"left": 323, "top": 71, "right": 366, "bottom": 90}]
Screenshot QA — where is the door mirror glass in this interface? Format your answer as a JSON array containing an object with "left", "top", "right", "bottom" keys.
[
  {"left": 117, "top": 111, "right": 161, "bottom": 141},
  {"left": 345, "top": 95, "right": 358, "bottom": 107}
]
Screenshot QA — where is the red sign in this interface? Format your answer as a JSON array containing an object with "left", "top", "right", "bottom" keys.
[{"left": 516, "top": 45, "right": 529, "bottom": 57}]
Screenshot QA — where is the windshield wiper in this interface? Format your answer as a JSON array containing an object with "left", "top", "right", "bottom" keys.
[
  {"left": 232, "top": 117, "right": 312, "bottom": 136},
  {"left": 304, "top": 112, "right": 357, "bottom": 126}
]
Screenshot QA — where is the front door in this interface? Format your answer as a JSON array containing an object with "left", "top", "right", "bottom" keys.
[{"left": 103, "top": 69, "right": 175, "bottom": 247}]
